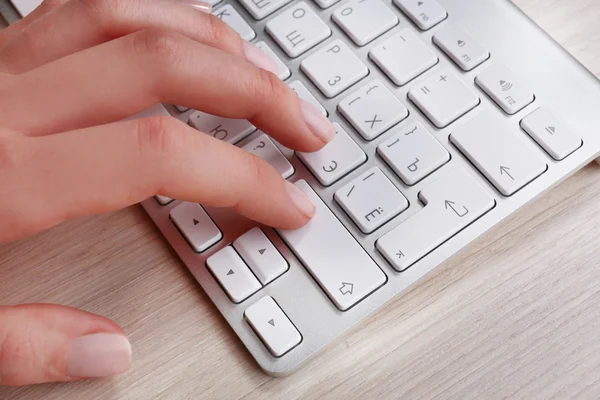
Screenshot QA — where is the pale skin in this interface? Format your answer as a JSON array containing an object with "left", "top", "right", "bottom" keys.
[{"left": 0, "top": 0, "right": 335, "bottom": 386}]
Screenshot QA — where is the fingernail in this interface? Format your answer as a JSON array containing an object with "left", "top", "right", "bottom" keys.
[
  {"left": 286, "top": 181, "right": 316, "bottom": 219},
  {"left": 177, "top": 0, "right": 212, "bottom": 12},
  {"left": 301, "top": 100, "right": 336, "bottom": 144},
  {"left": 67, "top": 333, "right": 132, "bottom": 378},
  {"left": 243, "top": 41, "right": 279, "bottom": 75}
]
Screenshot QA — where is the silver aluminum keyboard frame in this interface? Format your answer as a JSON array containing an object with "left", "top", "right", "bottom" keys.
[{"left": 6, "top": 0, "right": 596, "bottom": 376}]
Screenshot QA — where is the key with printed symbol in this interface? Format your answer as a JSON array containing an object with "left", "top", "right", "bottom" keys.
[
  {"left": 297, "top": 123, "right": 366, "bottom": 186},
  {"left": 370, "top": 30, "right": 439, "bottom": 86},
  {"left": 332, "top": 0, "right": 398, "bottom": 46},
  {"left": 233, "top": 228, "right": 288, "bottom": 285},
  {"left": 376, "top": 166, "right": 495, "bottom": 271},
  {"left": 450, "top": 111, "right": 547, "bottom": 196},
  {"left": 266, "top": 2, "right": 331, "bottom": 58},
  {"left": 288, "top": 81, "right": 327, "bottom": 116},
  {"left": 378, "top": 122, "right": 450, "bottom": 185},
  {"left": 335, "top": 167, "right": 409, "bottom": 234},
  {"left": 207, "top": 246, "right": 262, "bottom": 303},
  {"left": 433, "top": 24, "right": 490, "bottom": 71},
  {"left": 520, "top": 107, "right": 582, "bottom": 161},
  {"left": 408, "top": 70, "right": 480, "bottom": 128},
  {"left": 245, "top": 297, "right": 302, "bottom": 357},
  {"left": 338, "top": 79, "right": 408, "bottom": 141},
  {"left": 255, "top": 41, "right": 291, "bottom": 81},
  {"left": 394, "top": 0, "right": 447, "bottom": 31},
  {"left": 239, "top": 0, "right": 292, "bottom": 20},
  {"left": 301, "top": 39, "right": 369, "bottom": 98},
  {"left": 278, "top": 181, "right": 387, "bottom": 311},
  {"left": 476, "top": 65, "right": 534, "bottom": 114},
  {"left": 189, "top": 112, "right": 256, "bottom": 144},
  {"left": 242, "top": 134, "right": 294, "bottom": 179},
  {"left": 213, "top": 5, "right": 256, "bottom": 41},
  {"left": 170, "top": 202, "right": 222, "bottom": 253}
]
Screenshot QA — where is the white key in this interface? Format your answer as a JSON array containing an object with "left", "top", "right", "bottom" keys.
[
  {"left": 335, "top": 168, "right": 409, "bottom": 234},
  {"left": 242, "top": 134, "right": 295, "bottom": 179},
  {"left": 332, "top": 0, "right": 398, "bottom": 46},
  {"left": 433, "top": 24, "right": 490, "bottom": 71},
  {"left": 174, "top": 105, "right": 190, "bottom": 113},
  {"left": 266, "top": 2, "right": 331, "bottom": 58},
  {"left": 207, "top": 246, "right": 262, "bottom": 303},
  {"left": 408, "top": 70, "right": 480, "bottom": 128},
  {"left": 288, "top": 81, "right": 327, "bottom": 116},
  {"left": 213, "top": 5, "right": 256, "bottom": 41},
  {"left": 170, "top": 202, "right": 222, "bottom": 253},
  {"left": 189, "top": 112, "right": 256, "bottom": 144},
  {"left": 240, "top": 0, "right": 292, "bottom": 20},
  {"left": 394, "top": 0, "right": 447, "bottom": 30},
  {"left": 475, "top": 65, "right": 535, "bottom": 115},
  {"left": 301, "top": 39, "right": 369, "bottom": 98},
  {"left": 10, "top": 0, "right": 42, "bottom": 16},
  {"left": 338, "top": 79, "right": 408, "bottom": 140},
  {"left": 377, "top": 167, "right": 495, "bottom": 271},
  {"left": 278, "top": 181, "right": 386, "bottom": 311},
  {"left": 369, "top": 30, "right": 438, "bottom": 86},
  {"left": 450, "top": 111, "right": 547, "bottom": 196},
  {"left": 297, "top": 123, "right": 366, "bottom": 186},
  {"left": 254, "top": 41, "right": 291, "bottom": 80},
  {"left": 520, "top": 107, "right": 582, "bottom": 161},
  {"left": 313, "top": 0, "right": 340, "bottom": 8},
  {"left": 234, "top": 228, "right": 288, "bottom": 285},
  {"left": 245, "top": 297, "right": 301, "bottom": 357},
  {"left": 155, "top": 195, "right": 174, "bottom": 205},
  {"left": 378, "top": 122, "right": 450, "bottom": 185}
]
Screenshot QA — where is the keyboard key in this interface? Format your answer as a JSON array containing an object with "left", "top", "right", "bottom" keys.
[
  {"left": 170, "top": 202, "right": 222, "bottom": 253},
  {"left": 174, "top": 105, "right": 190, "bottom": 113},
  {"left": 9, "top": 0, "right": 41, "bottom": 16},
  {"left": 189, "top": 112, "right": 256, "bottom": 144},
  {"left": 289, "top": 81, "right": 327, "bottom": 116},
  {"left": 369, "top": 30, "right": 439, "bottom": 86},
  {"left": 377, "top": 166, "right": 495, "bottom": 271},
  {"left": 266, "top": 2, "right": 331, "bottom": 58},
  {"left": 254, "top": 41, "right": 291, "bottom": 80},
  {"left": 233, "top": 228, "right": 288, "bottom": 285},
  {"left": 155, "top": 195, "right": 174, "bottom": 205},
  {"left": 239, "top": 0, "right": 292, "bottom": 20},
  {"left": 408, "top": 70, "right": 480, "bottom": 128},
  {"left": 335, "top": 167, "right": 409, "bottom": 234},
  {"left": 297, "top": 123, "right": 366, "bottom": 186},
  {"left": 520, "top": 107, "right": 582, "bottom": 161},
  {"left": 242, "top": 134, "right": 295, "bottom": 179},
  {"left": 313, "top": 0, "right": 340, "bottom": 8},
  {"left": 301, "top": 39, "right": 369, "bottom": 98},
  {"left": 475, "top": 65, "right": 534, "bottom": 114},
  {"left": 213, "top": 5, "right": 256, "bottom": 41},
  {"left": 450, "top": 111, "right": 547, "bottom": 196},
  {"left": 332, "top": 0, "right": 398, "bottom": 46},
  {"left": 279, "top": 181, "right": 386, "bottom": 311},
  {"left": 207, "top": 246, "right": 262, "bottom": 303},
  {"left": 338, "top": 79, "right": 409, "bottom": 141},
  {"left": 394, "top": 0, "right": 447, "bottom": 30},
  {"left": 378, "top": 121, "right": 450, "bottom": 185},
  {"left": 245, "top": 296, "right": 301, "bottom": 357},
  {"left": 433, "top": 23, "right": 490, "bottom": 71}
]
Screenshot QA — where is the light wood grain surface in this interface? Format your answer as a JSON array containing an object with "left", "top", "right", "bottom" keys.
[{"left": 2, "top": 1, "right": 600, "bottom": 399}]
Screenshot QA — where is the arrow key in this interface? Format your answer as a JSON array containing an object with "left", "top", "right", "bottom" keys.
[
  {"left": 170, "top": 202, "right": 222, "bottom": 253},
  {"left": 245, "top": 296, "right": 301, "bottom": 357},
  {"left": 233, "top": 228, "right": 288, "bottom": 285},
  {"left": 207, "top": 246, "right": 262, "bottom": 303}
]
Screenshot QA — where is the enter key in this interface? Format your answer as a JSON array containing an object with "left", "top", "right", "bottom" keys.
[{"left": 377, "top": 166, "right": 495, "bottom": 271}]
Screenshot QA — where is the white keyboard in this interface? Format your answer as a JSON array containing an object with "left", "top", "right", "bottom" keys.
[{"left": 11, "top": 0, "right": 600, "bottom": 376}]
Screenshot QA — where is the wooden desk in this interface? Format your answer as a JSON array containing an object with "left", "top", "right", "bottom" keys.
[{"left": 2, "top": 1, "right": 600, "bottom": 398}]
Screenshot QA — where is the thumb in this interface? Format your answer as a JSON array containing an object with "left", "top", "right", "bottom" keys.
[{"left": 0, "top": 304, "right": 132, "bottom": 386}]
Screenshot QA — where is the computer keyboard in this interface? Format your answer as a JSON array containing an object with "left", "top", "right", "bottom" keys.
[{"left": 9, "top": 0, "right": 600, "bottom": 376}]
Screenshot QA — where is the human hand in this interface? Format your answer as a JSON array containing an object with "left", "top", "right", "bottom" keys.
[{"left": 0, "top": 0, "right": 334, "bottom": 386}]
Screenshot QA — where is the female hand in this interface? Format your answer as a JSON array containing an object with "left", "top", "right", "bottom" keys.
[{"left": 0, "top": 0, "right": 334, "bottom": 386}]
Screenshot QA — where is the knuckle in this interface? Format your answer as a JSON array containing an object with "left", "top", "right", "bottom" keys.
[
  {"left": 128, "top": 29, "right": 185, "bottom": 68},
  {"left": 245, "top": 153, "right": 271, "bottom": 190},
  {"left": 134, "top": 116, "right": 185, "bottom": 161},
  {"left": 204, "top": 14, "right": 237, "bottom": 47},
  {"left": 251, "top": 68, "right": 286, "bottom": 105},
  {"left": 78, "top": 0, "right": 129, "bottom": 22}
]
